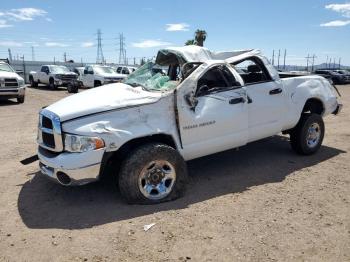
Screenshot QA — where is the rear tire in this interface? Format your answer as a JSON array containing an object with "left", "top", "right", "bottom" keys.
[
  {"left": 290, "top": 113, "right": 324, "bottom": 155},
  {"left": 118, "top": 143, "right": 188, "bottom": 204},
  {"left": 94, "top": 81, "right": 101, "bottom": 87}
]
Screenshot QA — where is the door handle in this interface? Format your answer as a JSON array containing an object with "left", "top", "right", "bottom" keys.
[
  {"left": 269, "top": 88, "right": 283, "bottom": 95},
  {"left": 229, "top": 97, "right": 245, "bottom": 104}
]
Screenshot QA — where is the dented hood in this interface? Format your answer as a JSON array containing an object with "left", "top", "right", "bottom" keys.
[{"left": 46, "top": 83, "right": 161, "bottom": 121}]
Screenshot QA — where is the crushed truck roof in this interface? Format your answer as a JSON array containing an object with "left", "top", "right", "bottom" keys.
[{"left": 157, "top": 45, "right": 261, "bottom": 64}]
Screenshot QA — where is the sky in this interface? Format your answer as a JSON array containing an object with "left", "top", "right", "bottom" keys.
[{"left": 0, "top": 0, "right": 349, "bottom": 66}]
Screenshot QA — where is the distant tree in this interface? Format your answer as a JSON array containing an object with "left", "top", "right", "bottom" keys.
[
  {"left": 195, "top": 30, "right": 207, "bottom": 47},
  {"left": 185, "top": 39, "right": 196, "bottom": 46}
]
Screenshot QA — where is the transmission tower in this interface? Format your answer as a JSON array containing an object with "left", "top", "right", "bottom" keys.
[
  {"left": 31, "top": 46, "right": 35, "bottom": 61},
  {"left": 96, "top": 29, "right": 105, "bottom": 64},
  {"left": 117, "top": 33, "right": 126, "bottom": 64},
  {"left": 8, "top": 48, "right": 12, "bottom": 61}
]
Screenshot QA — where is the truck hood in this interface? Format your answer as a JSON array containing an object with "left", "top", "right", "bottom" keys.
[
  {"left": 46, "top": 83, "right": 162, "bottom": 121},
  {"left": 99, "top": 72, "right": 125, "bottom": 78},
  {"left": 0, "top": 71, "right": 23, "bottom": 80}
]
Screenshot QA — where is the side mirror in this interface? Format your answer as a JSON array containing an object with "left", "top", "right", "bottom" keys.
[
  {"left": 197, "top": 85, "right": 209, "bottom": 96},
  {"left": 84, "top": 69, "right": 88, "bottom": 75},
  {"left": 184, "top": 92, "right": 198, "bottom": 111},
  {"left": 46, "top": 71, "right": 50, "bottom": 75}
]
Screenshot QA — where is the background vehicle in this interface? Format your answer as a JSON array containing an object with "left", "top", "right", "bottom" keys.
[
  {"left": 81, "top": 65, "right": 126, "bottom": 88},
  {"left": 29, "top": 65, "right": 78, "bottom": 90},
  {"left": 314, "top": 69, "right": 346, "bottom": 85},
  {"left": 36, "top": 46, "right": 342, "bottom": 204},
  {"left": 333, "top": 69, "right": 350, "bottom": 83},
  {"left": 114, "top": 66, "right": 138, "bottom": 76},
  {"left": 0, "top": 61, "right": 26, "bottom": 103}
]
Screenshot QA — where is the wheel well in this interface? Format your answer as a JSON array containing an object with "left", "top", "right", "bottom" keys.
[
  {"left": 99, "top": 134, "right": 177, "bottom": 181},
  {"left": 49, "top": 77, "right": 54, "bottom": 82},
  {"left": 94, "top": 80, "right": 101, "bottom": 85},
  {"left": 302, "top": 98, "right": 324, "bottom": 115}
]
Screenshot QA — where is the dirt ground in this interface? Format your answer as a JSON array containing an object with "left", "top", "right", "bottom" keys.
[{"left": 0, "top": 84, "right": 349, "bottom": 262}]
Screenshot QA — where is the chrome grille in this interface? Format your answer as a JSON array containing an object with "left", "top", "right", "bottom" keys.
[
  {"left": 0, "top": 78, "right": 18, "bottom": 88},
  {"left": 37, "top": 110, "right": 63, "bottom": 152}
]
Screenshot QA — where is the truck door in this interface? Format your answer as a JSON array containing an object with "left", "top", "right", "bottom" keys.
[
  {"left": 40, "top": 66, "right": 49, "bottom": 84},
  {"left": 177, "top": 64, "right": 248, "bottom": 160},
  {"left": 82, "top": 66, "right": 94, "bottom": 88},
  {"left": 232, "top": 57, "right": 286, "bottom": 142}
]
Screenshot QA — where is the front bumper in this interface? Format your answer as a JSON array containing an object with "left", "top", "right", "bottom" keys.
[
  {"left": 0, "top": 86, "right": 25, "bottom": 98},
  {"left": 38, "top": 147, "right": 104, "bottom": 185}
]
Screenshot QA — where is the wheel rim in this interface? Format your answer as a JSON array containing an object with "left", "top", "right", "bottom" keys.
[
  {"left": 138, "top": 160, "right": 176, "bottom": 200},
  {"left": 306, "top": 122, "right": 321, "bottom": 148}
]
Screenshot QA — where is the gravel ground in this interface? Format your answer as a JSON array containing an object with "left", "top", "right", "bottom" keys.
[{"left": 0, "top": 85, "right": 349, "bottom": 262}]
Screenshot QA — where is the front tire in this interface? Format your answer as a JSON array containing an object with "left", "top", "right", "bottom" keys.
[
  {"left": 290, "top": 113, "right": 324, "bottom": 155},
  {"left": 49, "top": 78, "right": 56, "bottom": 90},
  {"left": 29, "top": 76, "right": 37, "bottom": 87},
  {"left": 118, "top": 143, "right": 188, "bottom": 204},
  {"left": 17, "top": 95, "right": 25, "bottom": 103},
  {"left": 67, "top": 83, "right": 78, "bottom": 93}
]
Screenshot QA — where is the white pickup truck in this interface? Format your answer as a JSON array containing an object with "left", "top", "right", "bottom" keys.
[
  {"left": 35, "top": 46, "right": 342, "bottom": 204},
  {"left": 81, "top": 65, "right": 126, "bottom": 88},
  {"left": 29, "top": 65, "right": 78, "bottom": 90},
  {"left": 0, "top": 61, "right": 26, "bottom": 103}
]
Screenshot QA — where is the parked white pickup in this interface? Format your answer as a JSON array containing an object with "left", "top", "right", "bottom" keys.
[
  {"left": 80, "top": 65, "right": 126, "bottom": 88},
  {"left": 36, "top": 46, "right": 342, "bottom": 204},
  {"left": 0, "top": 61, "right": 26, "bottom": 103},
  {"left": 29, "top": 65, "right": 78, "bottom": 90}
]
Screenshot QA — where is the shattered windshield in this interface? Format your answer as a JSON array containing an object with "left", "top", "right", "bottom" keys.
[{"left": 124, "top": 62, "right": 179, "bottom": 91}]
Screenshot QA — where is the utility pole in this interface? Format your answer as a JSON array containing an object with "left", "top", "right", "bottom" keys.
[
  {"left": 116, "top": 33, "right": 127, "bottom": 65},
  {"left": 333, "top": 58, "right": 336, "bottom": 69},
  {"left": 338, "top": 58, "right": 341, "bottom": 69},
  {"left": 96, "top": 29, "right": 105, "bottom": 64},
  {"left": 283, "top": 49, "right": 287, "bottom": 70},
  {"left": 277, "top": 49, "right": 280, "bottom": 69},
  {"left": 305, "top": 54, "right": 312, "bottom": 72},
  {"left": 133, "top": 57, "right": 136, "bottom": 65},
  {"left": 54, "top": 56, "right": 56, "bottom": 64},
  {"left": 63, "top": 52, "right": 67, "bottom": 62},
  {"left": 20, "top": 55, "right": 26, "bottom": 82},
  {"left": 272, "top": 50, "right": 275, "bottom": 65},
  {"left": 8, "top": 49, "right": 12, "bottom": 62},
  {"left": 311, "top": 54, "right": 317, "bottom": 72},
  {"left": 31, "top": 46, "right": 35, "bottom": 61}
]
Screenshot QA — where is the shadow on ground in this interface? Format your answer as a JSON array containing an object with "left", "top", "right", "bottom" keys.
[
  {"left": 0, "top": 99, "right": 20, "bottom": 106},
  {"left": 18, "top": 136, "right": 346, "bottom": 229},
  {"left": 28, "top": 85, "right": 67, "bottom": 92}
]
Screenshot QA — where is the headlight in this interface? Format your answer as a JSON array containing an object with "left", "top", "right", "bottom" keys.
[
  {"left": 18, "top": 79, "right": 25, "bottom": 86},
  {"left": 64, "top": 134, "right": 105, "bottom": 152}
]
